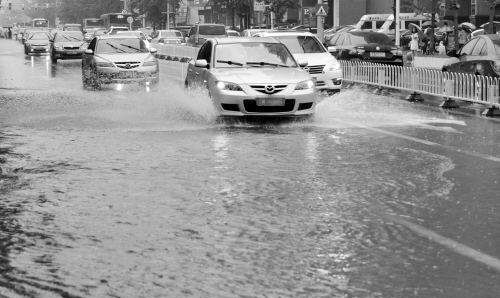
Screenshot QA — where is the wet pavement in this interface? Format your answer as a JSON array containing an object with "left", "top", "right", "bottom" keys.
[{"left": 0, "top": 39, "right": 499, "bottom": 298}]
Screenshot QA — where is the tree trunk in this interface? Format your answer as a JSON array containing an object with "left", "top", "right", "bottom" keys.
[{"left": 429, "top": 0, "right": 437, "bottom": 55}]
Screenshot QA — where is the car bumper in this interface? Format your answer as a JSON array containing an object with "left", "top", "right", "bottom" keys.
[
  {"left": 28, "top": 46, "right": 49, "bottom": 53},
  {"left": 53, "top": 50, "right": 85, "bottom": 59},
  {"left": 212, "top": 89, "right": 318, "bottom": 116},
  {"left": 311, "top": 70, "right": 343, "bottom": 91},
  {"left": 96, "top": 66, "right": 159, "bottom": 84}
]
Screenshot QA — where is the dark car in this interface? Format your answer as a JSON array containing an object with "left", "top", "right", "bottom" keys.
[
  {"left": 24, "top": 31, "right": 50, "bottom": 55},
  {"left": 50, "top": 31, "right": 87, "bottom": 63},
  {"left": 186, "top": 23, "right": 227, "bottom": 47},
  {"left": 442, "top": 34, "right": 500, "bottom": 78},
  {"left": 327, "top": 31, "right": 403, "bottom": 65}
]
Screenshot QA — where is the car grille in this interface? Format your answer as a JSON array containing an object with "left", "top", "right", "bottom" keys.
[
  {"left": 63, "top": 46, "right": 80, "bottom": 50},
  {"left": 243, "top": 99, "right": 295, "bottom": 113},
  {"left": 115, "top": 62, "right": 141, "bottom": 69},
  {"left": 249, "top": 84, "right": 288, "bottom": 95},
  {"left": 305, "top": 65, "right": 324, "bottom": 74},
  {"left": 316, "top": 81, "right": 326, "bottom": 87}
]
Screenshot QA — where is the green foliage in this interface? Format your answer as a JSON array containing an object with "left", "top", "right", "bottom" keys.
[{"left": 25, "top": 0, "right": 124, "bottom": 23}]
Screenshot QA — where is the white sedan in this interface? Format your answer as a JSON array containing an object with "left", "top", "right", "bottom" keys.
[
  {"left": 185, "top": 38, "right": 318, "bottom": 117},
  {"left": 255, "top": 31, "right": 343, "bottom": 94}
]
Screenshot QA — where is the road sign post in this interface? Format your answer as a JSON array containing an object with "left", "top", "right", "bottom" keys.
[
  {"left": 127, "top": 16, "right": 134, "bottom": 30},
  {"left": 315, "top": 2, "right": 328, "bottom": 43}
]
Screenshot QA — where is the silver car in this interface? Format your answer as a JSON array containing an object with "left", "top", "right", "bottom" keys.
[
  {"left": 81, "top": 36, "right": 159, "bottom": 89},
  {"left": 185, "top": 38, "right": 317, "bottom": 116}
]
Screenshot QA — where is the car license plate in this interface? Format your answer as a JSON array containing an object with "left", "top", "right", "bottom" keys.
[
  {"left": 370, "top": 52, "right": 386, "bottom": 58},
  {"left": 256, "top": 98, "right": 285, "bottom": 106}
]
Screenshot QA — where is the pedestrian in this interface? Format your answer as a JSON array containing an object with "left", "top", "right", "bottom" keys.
[
  {"left": 7, "top": 28, "right": 12, "bottom": 39},
  {"left": 436, "top": 41, "right": 446, "bottom": 55},
  {"left": 457, "top": 28, "right": 469, "bottom": 50},
  {"left": 410, "top": 29, "right": 419, "bottom": 55}
]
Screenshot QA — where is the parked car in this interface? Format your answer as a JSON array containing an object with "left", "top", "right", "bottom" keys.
[
  {"left": 442, "top": 34, "right": 500, "bottom": 78},
  {"left": 152, "top": 30, "right": 184, "bottom": 44},
  {"left": 24, "top": 31, "right": 51, "bottom": 55},
  {"left": 255, "top": 31, "right": 342, "bottom": 94},
  {"left": 186, "top": 23, "right": 227, "bottom": 47},
  {"left": 82, "top": 36, "right": 159, "bottom": 88},
  {"left": 50, "top": 30, "right": 87, "bottom": 63},
  {"left": 185, "top": 38, "right": 317, "bottom": 117},
  {"left": 328, "top": 31, "right": 403, "bottom": 65}
]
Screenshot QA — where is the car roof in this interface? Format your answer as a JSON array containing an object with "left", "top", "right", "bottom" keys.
[
  {"left": 211, "top": 37, "right": 278, "bottom": 44},
  {"left": 64, "top": 23, "right": 81, "bottom": 26},
  {"left": 98, "top": 35, "right": 141, "bottom": 40},
  {"left": 56, "top": 30, "right": 82, "bottom": 34},
  {"left": 256, "top": 31, "right": 315, "bottom": 37}
]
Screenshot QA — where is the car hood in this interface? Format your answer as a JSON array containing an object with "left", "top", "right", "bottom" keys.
[
  {"left": 28, "top": 39, "right": 49, "bottom": 44},
  {"left": 96, "top": 53, "right": 153, "bottom": 63},
  {"left": 292, "top": 52, "right": 338, "bottom": 66},
  {"left": 212, "top": 67, "right": 310, "bottom": 84}
]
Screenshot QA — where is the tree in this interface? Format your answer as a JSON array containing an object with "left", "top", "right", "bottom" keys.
[
  {"left": 258, "top": 0, "right": 297, "bottom": 22},
  {"left": 129, "top": 0, "right": 183, "bottom": 28}
]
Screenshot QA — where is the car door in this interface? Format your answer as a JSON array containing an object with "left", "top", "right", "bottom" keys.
[
  {"left": 186, "top": 42, "right": 209, "bottom": 85},
  {"left": 82, "top": 38, "right": 97, "bottom": 75},
  {"left": 197, "top": 41, "right": 213, "bottom": 88}
]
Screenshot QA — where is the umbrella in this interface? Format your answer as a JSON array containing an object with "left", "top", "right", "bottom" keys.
[
  {"left": 422, "top": 21, "right": 432, "bottom": 28},
  {"left": 407, "top": 23, "right": 422, "bottom": 32},
  {"left": 459, "top": 22, "right": 476, "bottom": 30},
  {"left": 438, "top": 25, "right": 454, "bottom": 32}
]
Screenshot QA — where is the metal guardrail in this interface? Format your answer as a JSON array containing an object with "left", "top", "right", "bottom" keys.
[{"left": 340, "top": 60, "right": 500, "bottom": 108}]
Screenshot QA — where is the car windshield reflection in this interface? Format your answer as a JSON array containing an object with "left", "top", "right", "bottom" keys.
[
  {"left": 96, "top": 38, "right": 149, "bottom": 54},
  {"left": 214, "top": 42, "right": 297, "bottom": 68}
]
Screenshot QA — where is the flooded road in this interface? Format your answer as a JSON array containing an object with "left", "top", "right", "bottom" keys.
[{"left": 0, "top": 39, "right": 499, "bottom": 297}]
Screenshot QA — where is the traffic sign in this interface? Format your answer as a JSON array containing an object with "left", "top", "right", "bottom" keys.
[
  {"left": 127, "top": 16, "right": 134, "bottom": 24},
  {"left": 303, "top": 8, "right": 311, "bottom": 17},
  {"left": 316, "top": 5, "right": 327, "bottom": 17}
]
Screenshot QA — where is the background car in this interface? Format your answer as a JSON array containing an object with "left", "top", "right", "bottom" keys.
[
  {"left": 186, "top": 23, "right": 227, "bottom": 47},
  {"left": 227, "top": 30, "right": 240, "bottom": 37},
  {"left": 185, "top": 38, "right": 317, "bottom": 117},
  {"left": 442, "top": 34, "right": 500, "bottom": 77},
  {"left": 328, "top": 31, "right": 403, "bottom": 65},
  {"left": 107, "top": 26, "right": 129, "bottom": 35},
  {"left": 63, "top": 23, "right": 82, "bottom": 32},
  {"left": 82, "top": 36, "right": 159, "bottom": 88},
  {"left": 50, "top": 30, "right": 87, "bottom": 63},
  {"left": 255, "top": 31, "right": 342, "bottom": 94},
  {"left": 151, "top": 29, "right": 184, "bottom": 44},
  {"left": 24, "top": 31, "right": 50, "bottom": 55},
  {"left": 84, "top": 27, "right": 106, "bottom": 42}
]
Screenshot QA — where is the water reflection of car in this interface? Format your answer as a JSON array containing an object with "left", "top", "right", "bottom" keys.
[
  {"left": 152, "top": 30, "right": 184, "bottom": 44},
  {"left": 81, "top": 36, "right": 159, "bottom": 88},
  {"left": 50, "top": 31, "right": 87, "bottom": 63},
  {"left": 24, "top": 31, "right": 50, "bottom": 55},
  {"left": 185, "top": 38, "right": 317, "bottom": 117},
  {"left": 442, "top": 34, "right": 500, "bottom": 78},
  {"left": 255, "top": 31, "right": 342, "bottom": 94},
  {"left": 187, "top": 24, "right": 227, "bottom": 47},
  {"left": 328, "top": 31, "right": 403, "bottom": 65}
]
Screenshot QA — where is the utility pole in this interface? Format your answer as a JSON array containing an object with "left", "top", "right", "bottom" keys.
[
  {"left": 166, "top": 0, "right": 170, "bottom": 29},
  {"left": 122, "top": 0, "right": 129, "bottom": 13},
  {"left": 395, "top": 0, "right": 400, "bottom": 47},
  {"left": 333, "top": 0, "right": 339, "bottom": 27}
]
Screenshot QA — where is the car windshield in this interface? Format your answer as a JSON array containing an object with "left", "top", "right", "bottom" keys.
[
  {"left": 349, "top": 33, "right": 393, "bottom": 45},
  {"left": 29, "top": 32, "right": 49, "bottom": 40},
  {"left": 214, "top": 42, "right": 297, "bottom": 68},
  {"left": 55, "top": 32, "right": 84, "bottom": 42},
  {"left": 96, "top": 38, "right": 149, "bottom": 54},
  {"left": 273, "top": 35, "right": 325, "bottom": 53},
  {"left": 199, "top": 25, "right": 225, "bottom": 35},
  {"left": 116, "top": 31, "right": 140, "bottom": 37}
]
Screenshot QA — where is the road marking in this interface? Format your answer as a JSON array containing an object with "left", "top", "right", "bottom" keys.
[
  {"left": 333, "top": 119, "right": 500, "bottom": 163},
  {"left": 386, "top": 214, "right": 500, "bottom": 273}
]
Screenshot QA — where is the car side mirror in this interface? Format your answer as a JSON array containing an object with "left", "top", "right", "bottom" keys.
[
  {"left": 84, "top": 49, "right": 93, "bottom": 55},
  {"left": 297, "top": 59, "right": 308, "bottom": 68},
  {"left": 195, "top": 59, "right": 208, "bottom": 68},
  {"left": 149, "top": 47, "right": 157, "bottom": 54}
]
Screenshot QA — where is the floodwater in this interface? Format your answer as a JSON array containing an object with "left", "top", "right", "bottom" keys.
[{"left": 0, "top": 39, "right": 499, "bottom": 297}]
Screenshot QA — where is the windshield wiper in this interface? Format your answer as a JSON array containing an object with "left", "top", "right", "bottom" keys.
[
  {"left": 247, "top": 61, "right": 288, "bottom": 68},
  {"left": 216, "top": 60, "right": 243, "bottom": 66},
  {"left": 119, "top": 43, "right": 142, "bottom": 52},
  {"left": 104, "top": 42, "right": 126, "bottom": 53}
]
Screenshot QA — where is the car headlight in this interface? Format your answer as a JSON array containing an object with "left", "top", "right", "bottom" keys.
[
  {"left": 143, "top": 60, "right": 157, "bottom": 67},
  {"left": 295, "top": 80, "right": 314, "bottom": 90},
  {"left": 325, "top": 61, "right": 341, "bottom": 72},
  {"left": 216, "top": 81, "right": 243, "bottom": 91},
  {"left": 95, "top": 61, "right": 114, "bottom": 67}
]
